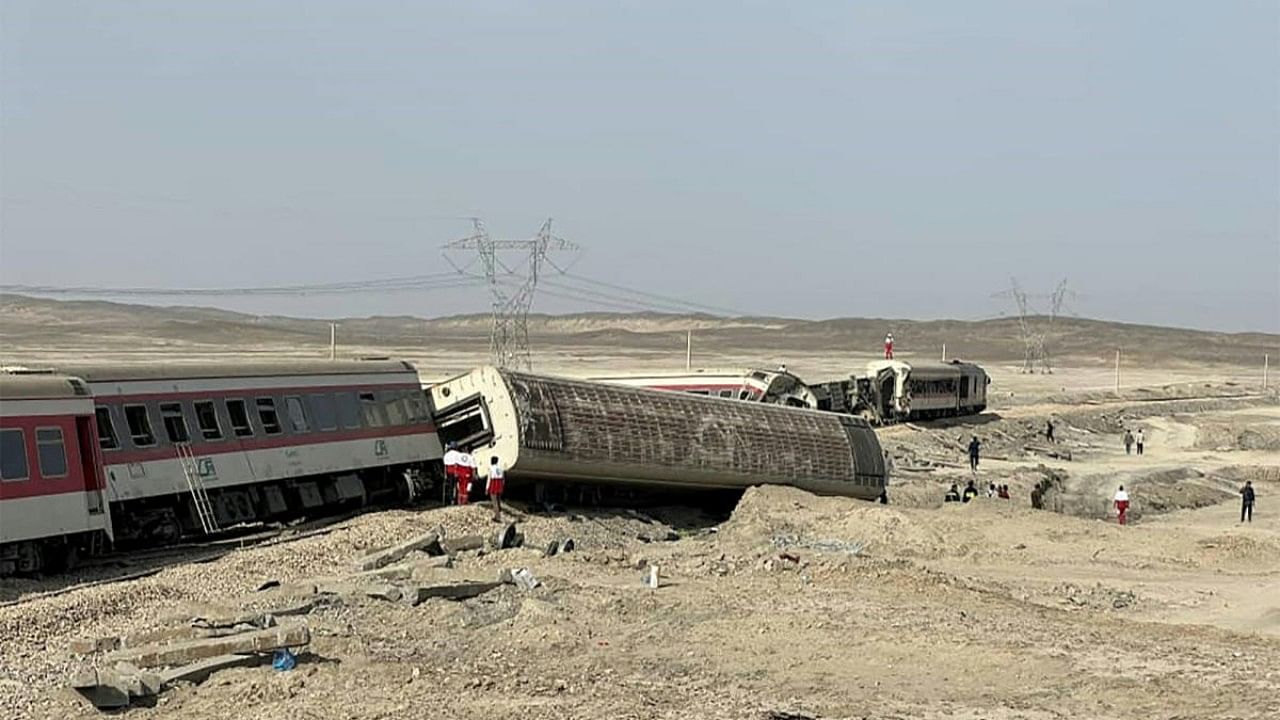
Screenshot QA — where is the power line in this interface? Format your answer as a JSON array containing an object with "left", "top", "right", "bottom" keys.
[
  {"left": 559, "top": 272, "right": 743, "bottom": 316},
  {"left": 0, "top": 273, "right": 482, "bottom": 297}
]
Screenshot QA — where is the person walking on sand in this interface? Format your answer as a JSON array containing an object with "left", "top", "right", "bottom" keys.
[
  {"left": 1123, "top": 429, "right": 1134, "bottom": 455},
  {"left": 968, "top": 436, "right": 981, "bottom": 472},
  {"left": 1240, "top": 481, "right": 1256, "bottom": 523},
  {"left": 879, "top": 450, "right": 893, "bottom": 504},
  {"left": 487, "top": 456, "right": 506, "bottom": 522},
  {"left": 1045, "top": 420, "right": 1055, "bottom": 443},
  {"left": 1135, "top": 428, "right": 1145, "bottom": 456},
  {"left": 1114, "top": 485, "right": 1130, "bottom": 525},
  {"left": 884, "top": 333, "right": 894, "bottom": 360}
]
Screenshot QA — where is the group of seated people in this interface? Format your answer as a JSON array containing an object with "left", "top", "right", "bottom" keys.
[{"left": 944, "top": 481, "right": 1011, "bottom": 503}]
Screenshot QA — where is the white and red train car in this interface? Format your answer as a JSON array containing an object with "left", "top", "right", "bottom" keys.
[
  {"left": 56, "top": 360, "right": 443, "bottom": 543},
  {"left": 1, "top": 373, "right": 113, "bottom": 574},
  {"left": 589, "top": 368, "right": 819, "bottom": 408},
  {"left": 0, "top": 361, "right": 443, "bottom": 568}
]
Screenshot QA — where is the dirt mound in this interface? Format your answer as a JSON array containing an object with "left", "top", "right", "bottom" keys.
[
  {"left": 1195, "top": 422, "right": 1280, "bottom": 451},
  {"left": 1195, "top": 533, "right": 1280, "bottom": 561},
  {"left": 720, "top": 485, "right": 1041, "bottom": 560}
]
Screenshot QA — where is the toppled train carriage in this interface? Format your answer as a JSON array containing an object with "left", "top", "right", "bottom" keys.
[
  {"left": 429, "top": 367, "right": 885, "bottom": 500},
  {"left": 811, "top": 360, "right": 989, "bottom": 424}
]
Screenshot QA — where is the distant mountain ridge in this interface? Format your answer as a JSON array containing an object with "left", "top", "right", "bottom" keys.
[{"left": 1, "top": 294, "right": 1275, "bottom": 366}]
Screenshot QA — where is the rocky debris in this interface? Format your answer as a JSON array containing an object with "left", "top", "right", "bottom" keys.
[
  {"left": 158, "top": 653, "right": 264, "bottom": 686},
  {"left": 499, "top": 568, "right": 540, "bottom": 591},
  {"left": 543, "top": 537, "right": 576, "bottom": 557},
  {"left": 772, "top": 533, "right": 867, "bottom": 557},
  {"left": 104, "top": 623, "right": 310, "bottom": 669},
  {"left": 351, "top": 530, "right": 443, "bottom": 572},
  {"left": 440, "top": 534, "right": 485, "bottom": 555},
  {"left": 70, "top": 624, "right": 308, "bottom": 710},
  {"left": 399, "top": 579, "right": 503, "bottom": 605}
]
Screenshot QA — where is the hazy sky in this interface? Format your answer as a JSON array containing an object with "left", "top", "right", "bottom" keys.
[{"left": 2, "top": 1, "right": 1277, "bottom": 331}]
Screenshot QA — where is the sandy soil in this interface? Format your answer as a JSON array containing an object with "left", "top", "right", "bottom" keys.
[{"left": 1, "top": 301, "right": 1278, "bottom": 719}]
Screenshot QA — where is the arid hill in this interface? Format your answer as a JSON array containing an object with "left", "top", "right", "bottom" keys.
[{"left": 1, "top": 293, "right": 1275, "bottom": 367}]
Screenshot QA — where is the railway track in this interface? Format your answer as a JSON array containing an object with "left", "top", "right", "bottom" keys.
[{"left": 0, "top": 509, "right": 368, "bottom": 608}]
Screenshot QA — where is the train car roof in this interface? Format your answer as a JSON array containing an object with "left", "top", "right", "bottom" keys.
[
  {"left": 0, "top": 372, "right": 92, "bottom": 400},
  {"left": 34, "top": 359, "right": 417, "bottom": 383},
  {"left": 589, "top": 367, "right": 787, "bottom": 380}
]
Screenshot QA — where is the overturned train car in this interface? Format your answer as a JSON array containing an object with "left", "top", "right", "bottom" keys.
[{"left": 429, "top": 367, "right": 885, "bottom": 501}]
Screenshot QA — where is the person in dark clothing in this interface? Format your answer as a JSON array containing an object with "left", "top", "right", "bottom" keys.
[
  {"left": 1123, "top": 429, "right": 1134, "bottom": 455},
  {"left": 1045, "top": 420, "right": 1055, "bottom": 443},
  {"left": 944, "top": 483, "right": 962, "bottom": 503},
  {"left": 962, "top": 480, "right": 979, "bottom": 503},
  {"left": 967, "top": 436, "right": 981, "bottom": 472},
  {"left": 1241, "top": 481, "right": 1256, "bottom": 523}
]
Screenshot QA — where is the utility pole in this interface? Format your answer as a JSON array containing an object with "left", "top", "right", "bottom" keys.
[
  {"left": 1115, "top": 349, "right": 1121, "bottom": 394},
  {"left": 686, "top": 330, "right": 692, "bottom": 371},
  {"left": 941, "top": 343, "right": 946, "bottom": 362},
  {"left": 329, "top": 323, "right": 336, "bottom": 360},
  {"left": 1265, "top": 354, "right": 1270, "bottom": 390},
  {"left": 443, "top": 219, "right": 579, "bottom": 370}
]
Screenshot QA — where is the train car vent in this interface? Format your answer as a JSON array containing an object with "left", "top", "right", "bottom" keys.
[{"left": 68, "top": 379, "right": 90, "bottom": 395}]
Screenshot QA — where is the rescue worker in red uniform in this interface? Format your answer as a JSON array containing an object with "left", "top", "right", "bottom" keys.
[
  {"left": 442, "top": 443, "right": 461, "bottom": 505},
  {"left": 884, "top": 333, "right": 894, "bottom": 359},
  {"left": 487, "top": 456, "right": 505, "bottom": 522},
  {"left": 1114, "top": 485, "right": 1130, "bottom": 525},
  {"left": 456, "top": 449, "right": 475, "bottom": 505}
]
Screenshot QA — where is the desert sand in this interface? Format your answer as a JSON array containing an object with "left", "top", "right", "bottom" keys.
[{"left": 1, "top": 296, "right": 1278, "bottom": 719}]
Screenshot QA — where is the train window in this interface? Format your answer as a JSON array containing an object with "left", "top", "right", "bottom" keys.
[
  {"left": 95, "top": 407, "right": 119, "bottom": 450},
  {"left": 687, "top": 389, "right": 711, "bottom": 396},
  {"left": 192, "top": 401, "right": 223, "bottom": 441},
  {"left": 284, "top": 396, "right": 309, "bottom": 433},
  {"left": 0, "top": 429, "right": 28, "bottom": 481},
  {"left": 335, "top": 392, "right": 362, "bottom": 430},
  {"left": 159, "top": 402, "right": 190, "bottom": 444},
  {"left": 403, "top": 392, "right": 430, "bottom": 423},
  {"left": 718, "top": 389, "right": 734, "bottom": 398},
  {"left": 225, "top": 399, "right": 254, "bottom": 437},
  {"left": 358, "top": 392, "right": 385, "bottom": 427},
  {"left": 36, "top": 427, "right": 68, "bottom": 478},
  {"left": 256, "top": 398, "right": 283, "bottom": 435},
  {"left": 124, "top": 405, "right": 156, "bottom": 447},
  {"left": 308, "top": 394, "right": 338, "bottom": 431},
  {"left": 738, "top": 390, "right": 751, "bottom": 400},
  {"left": 382, "top": 393, "right": 409, "bottom": 426}
]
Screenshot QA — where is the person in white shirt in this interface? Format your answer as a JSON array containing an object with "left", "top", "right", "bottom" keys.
[
  {"left": 1113, "top": 485, "right": 1130, "bottom": 525},
  {"left": 1135, "top": 429, "right": 1145, "bottom": 456},
  {"left": 486, "top": 456, "right": 506, "bottom": 522}
]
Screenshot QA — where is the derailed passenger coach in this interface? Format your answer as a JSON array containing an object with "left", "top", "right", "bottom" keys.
[{"left": 429, "top": 367, "right": 886, "bottom": 501}]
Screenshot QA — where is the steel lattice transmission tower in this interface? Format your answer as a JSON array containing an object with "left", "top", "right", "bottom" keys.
[
  {"left": 995, "top": 277, "right": 1073, "bottom": 374},
  {"left": 443, "top": 218, "right": 579, "bottom": 369}
]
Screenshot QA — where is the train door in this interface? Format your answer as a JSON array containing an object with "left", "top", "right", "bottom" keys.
[{"left": 76, "top": 416, "right": 106, "bottom": 514}]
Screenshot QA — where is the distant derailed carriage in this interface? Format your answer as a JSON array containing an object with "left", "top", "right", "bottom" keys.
[
  {"left": 811, "top": 360, "right": 989, "bottom": 424},
  {"left": 589, "top": 367, "right": 819, "bottom": 408},
  {"left": 429, "top": 367, "right": 885, "bottom": 501}
]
